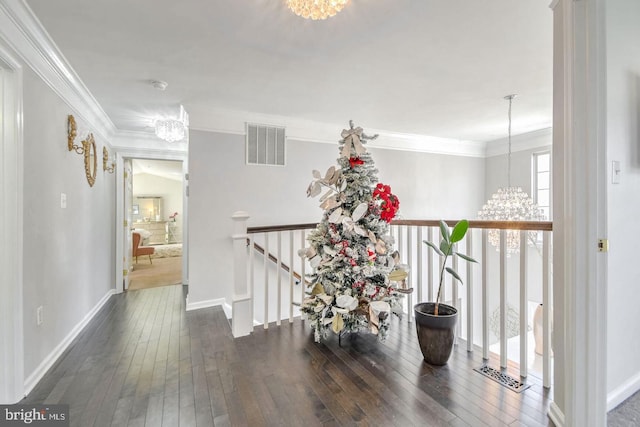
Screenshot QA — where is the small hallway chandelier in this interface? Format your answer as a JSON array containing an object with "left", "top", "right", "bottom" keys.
[
  {"left": 155, "top": 105, "right": 189, "bottom": 143},
  {"left": 478, "top": 95, "right": 544, "bottom": 254},
  {"left": 286, "top": 0, "right": 349, "bottom": 20}
]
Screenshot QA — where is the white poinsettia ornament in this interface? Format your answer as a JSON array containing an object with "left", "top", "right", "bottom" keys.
[{"left": 299, "top": 120, "right": 407, "bottom": 342}]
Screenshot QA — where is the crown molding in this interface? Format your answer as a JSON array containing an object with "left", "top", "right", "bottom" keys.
[
  {"left": 484, "top": 127, "right": 552, "bottom": 157},
  {"left": 112, "top": 129, "right": 188, "bottom": 154},
  {"left": 0, "top": 0, "right": 116, "bottom": 141},
  {"left": 188, "top": 106, "right": 487, "bottom": 158}
]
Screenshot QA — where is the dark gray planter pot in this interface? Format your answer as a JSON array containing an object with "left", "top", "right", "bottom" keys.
[{"left": 414, "top": 302, "right": 458, "bottom": 366}]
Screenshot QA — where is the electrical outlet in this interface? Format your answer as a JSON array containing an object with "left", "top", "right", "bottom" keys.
[
  {"left": 36, "top": 306, "right": 43, "bottom": 326},
  {"left": 60, "top": 193, "right": 67, "bottom": 209}
]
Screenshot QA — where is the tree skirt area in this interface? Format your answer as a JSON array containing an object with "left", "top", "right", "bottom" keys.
[
  {"left": 151, "top": 243, "right": 182, "bottom": 258},
  {"left": 129, "top": 256, "right": 182, "bottom": 290}
]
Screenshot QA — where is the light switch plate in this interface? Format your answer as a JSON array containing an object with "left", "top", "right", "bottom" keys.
[
  {"left": 612, "top": 161, "right": 621, "bottom": 184},
  {"left": 60, "top": 193, "right": 67, "bottom": 208}
]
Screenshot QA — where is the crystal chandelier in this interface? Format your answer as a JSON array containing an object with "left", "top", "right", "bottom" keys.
[
  {"left": 478, "top": 95, "right": 544, "bottom": 254},
  {"left": 155, "top": 120, "right": 185, "bottom": 142},
  {"left": 155, "top": 105, "right": 189, "bottom": 143},
  {"left": 286, "top": 0, "right": 349, "bottom": 20}
]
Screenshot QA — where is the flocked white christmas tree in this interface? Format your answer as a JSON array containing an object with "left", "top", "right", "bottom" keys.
[{"left": 299, "top": 121, "right": 408, "bottom": 342}]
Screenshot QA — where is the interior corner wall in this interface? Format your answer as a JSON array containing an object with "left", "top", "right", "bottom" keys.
[
  {"left": 187, "top": 129, "right": 485, "bottom": 308},
  {"left": 605, "top": 0, "right": 640, "bottom": 406},
  {"left": 484, "top": 146, "right": 551, "bottom": 203},
  {"left": 21, "top": 66, "right": 116, "bottom": 381}
]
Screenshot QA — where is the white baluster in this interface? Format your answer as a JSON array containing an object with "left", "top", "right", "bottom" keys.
[
  {"left": 407, "top": 226, "right": 413, "bottom": 323},
  {"left": 417, "top": 227, "right": 423, "bottom": 306},
  {"left": 277, "top": 231, "right": 282, "bottom": 326},
  {"left": 453, "top": 242, "right": 459, "bottom": 343},
  {"left": 466, "top": 230, "right": 474, "bottom": 352},
  {"left": 428, "top": 227, "right": 434, "bottom": 302},
  {"left": 289, "top": 230, "right": 294, "bottom": 323},
  {"left": 500, "top": 229, "right": 507, "bottom": 368},
  {"left": 519, "top": 230, "right": 529, "bottom": 378},
  {"left": 482, "top": 229, "right": 489, "bottom": 360},
  {"left": 264, "top": 233, "right": 269, "bottom": 329},
  {"left": 543, "top": 231, "right": 552, "bottom": 388},
  {"left": 300, "top": 230, "right": 306, "bottom": 316},
  {"left": 249, "top": 234, "right": 255, "bottom": 329}
]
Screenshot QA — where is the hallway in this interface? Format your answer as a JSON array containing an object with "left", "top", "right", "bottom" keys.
[{"left": 22, "top": 285, "right": 553, "bottom": 426}]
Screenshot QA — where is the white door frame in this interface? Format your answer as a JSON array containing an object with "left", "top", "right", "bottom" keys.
[
  {"left": 550, "top": 0, "right": 608, "bottom": 425},
  {"left": 115, "top": 148, "right": 188, "bottom": 294},
  {"left": 122, "top": 158, "right": 133, "bottom": 290},
  {"left": 0, "top": 44, "right": 24, "bottom": 404}
]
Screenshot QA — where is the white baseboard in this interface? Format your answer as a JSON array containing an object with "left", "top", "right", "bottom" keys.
[
  {"left": 548, "top": 401, "right": 565, "bottom": 427},
  {"left": 607, "top": 371, "right": 640, "bottom": 411},
  {"left": 185, "top": 296, "right": 225, "bottom": 312},
  {"left": 23, "top": 289, "right": 116, "bottom": 396}
]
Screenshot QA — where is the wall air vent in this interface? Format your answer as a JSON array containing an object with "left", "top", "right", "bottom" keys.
[{"left": 246, "top": 123, "right": 286, "bottom": 166}]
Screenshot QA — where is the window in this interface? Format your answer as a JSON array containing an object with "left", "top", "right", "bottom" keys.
[
  {"left": 246, "top": 123, "right": 286, "bottom": 166},
  {"left": 532, "top": 151, "right": 551, "bottom": 220}
]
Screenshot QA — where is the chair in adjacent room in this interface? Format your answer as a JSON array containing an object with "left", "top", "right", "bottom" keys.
[{"left": 132, "top": 231, "right": 155, "bottom": 264}]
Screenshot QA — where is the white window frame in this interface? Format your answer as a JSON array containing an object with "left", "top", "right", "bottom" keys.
[{"left": 532, "top": 150, "right": 552, "bottom": 220}]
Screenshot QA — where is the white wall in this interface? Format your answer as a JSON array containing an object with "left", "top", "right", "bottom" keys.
[
  {"left": 484, "top": 146, "right": 551, "bottom": 205},
  {"left": 133, "top": 172, "right": 183, "bottom": 235},
  {"left": 21, "top": 66, "right": 116, "bottom": 382},
  {"left": 187, "top": 129, "right": 485, "bottom": 308},
  {"left": 606, "top": 0, "right": 640, "bottom": 407}
]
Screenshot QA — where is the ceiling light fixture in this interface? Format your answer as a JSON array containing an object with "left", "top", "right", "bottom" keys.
[
  {"left": 478, "top": 95, "right": 544, "bottom": 254},
  {"left": 155, "top": 105, "right": 189, "bottom": 143},
  {"left": 286, "top": 0, "right": 349, "bottom": 20},
  {"left": 150, "top": 80, "right": 168, "bottom": 91}
]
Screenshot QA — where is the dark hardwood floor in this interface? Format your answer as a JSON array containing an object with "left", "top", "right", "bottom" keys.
[{"left": 23, "top": 285, "right": 554, "bottom": 426}]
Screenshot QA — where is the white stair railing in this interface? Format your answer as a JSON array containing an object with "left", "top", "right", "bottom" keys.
[{"left": 233, "top": 214, "right": 554, "bottom": 387}]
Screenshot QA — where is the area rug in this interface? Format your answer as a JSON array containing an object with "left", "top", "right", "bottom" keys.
[
  {"left": 128, "top": 256, "right": 182, "bottom": 290},
  {"left": 151, "top": 243, "right": 182, "bottom": 258}
]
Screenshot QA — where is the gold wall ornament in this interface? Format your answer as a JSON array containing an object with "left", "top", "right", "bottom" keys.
[
  {"left": 67, "top": 114, "right": 84, "bottom": 154},
  {"left": 82, "top": 133, "right": 97, "bottom": 187},
  {"left": 103, "top": 146, "right": 116, "bottom": 173}
]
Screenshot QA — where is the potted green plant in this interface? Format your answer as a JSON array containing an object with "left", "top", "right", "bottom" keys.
[{"left": 414, "top": 219, "right": 477, "bottom": 365}]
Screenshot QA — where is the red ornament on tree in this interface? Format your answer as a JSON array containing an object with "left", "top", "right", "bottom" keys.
[
  {"left": 349, "top": 157, "right": 364, "bottom": 168},
  {"left": 373, "top": 183, "right": 400, "bottom": 223}
]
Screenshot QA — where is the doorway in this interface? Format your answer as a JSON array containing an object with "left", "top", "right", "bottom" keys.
[
  {"left": 116, "top": 152, "right": 188, "bottom": 294},
  {"left": 127, "top": 159, "right": 184, "bottom": 290}
]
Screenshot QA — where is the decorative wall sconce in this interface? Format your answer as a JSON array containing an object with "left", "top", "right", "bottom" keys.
[
  {"left": 67, "top": 114, "right": 98, "bottom": 187},
  {"left": 103, "top": 146, "right": 116, "bottom": 173},
  {"left": 83, "top": 133, "right": 97, "bottom": 187},
  {"left": 67, "top": 114, "right": 84, "bottom": 154}
]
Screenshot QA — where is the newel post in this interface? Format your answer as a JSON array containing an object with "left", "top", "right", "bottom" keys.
[{"left": 231, "top": 211, "right": 252, "bottom": 337}]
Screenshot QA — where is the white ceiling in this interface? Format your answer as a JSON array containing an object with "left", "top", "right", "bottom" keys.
[
  {"left": 25, "top": 0, "right": 553, "bottom": 144},
  {"left": 132, "top": 159, "right": 183, "bottom": 181}
]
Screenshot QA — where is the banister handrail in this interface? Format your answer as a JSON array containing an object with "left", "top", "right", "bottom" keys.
[
  {"left": 247, "top": 223, "right": 318, "bottom": 234},
  {"left": 247, "top": 219, "right": 552, "bottom": 234},
  {"left": 392, "top": 219, "right": 553, "bottom": 231}
]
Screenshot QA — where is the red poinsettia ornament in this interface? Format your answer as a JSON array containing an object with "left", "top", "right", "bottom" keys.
[
  {"left": 349, "top": 157, "right": 364, "bottom": 168},
  {"left": 372, "top": 183, "right": 400, "bottom": 223}
]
